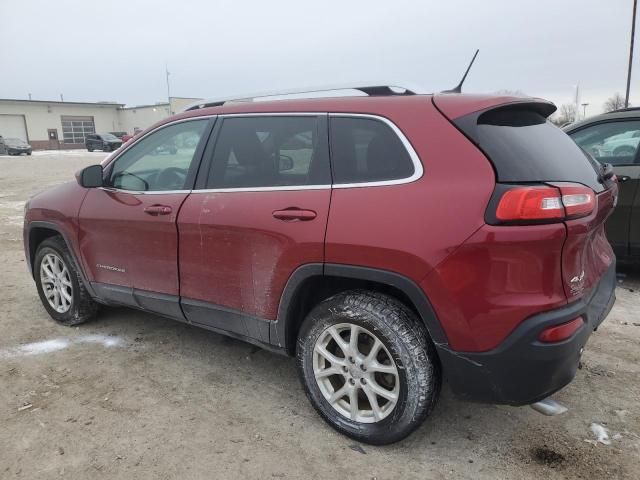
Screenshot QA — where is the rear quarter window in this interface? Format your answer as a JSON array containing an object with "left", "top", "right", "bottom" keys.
[{"left": 329, "top": 116, "right": 415, "bottom": 184}]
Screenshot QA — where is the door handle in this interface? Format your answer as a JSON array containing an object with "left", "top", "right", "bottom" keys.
[
  {"left": 618, "top": 175, "right": 631, "bottom": 183},
  {"left": 272, "top": 208, "right": 317, "bottom": 221},
  {"left": 143, "top": 204, "right": 172, "bottom": 215}
]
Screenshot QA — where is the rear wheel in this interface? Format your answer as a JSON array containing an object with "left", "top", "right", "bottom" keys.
[
  {"left": 297, "top": 291, "right": 440, "bottom": 445},
  {"left": 34, "top": 236, "right": 98, "bottom": 326},
  {"left": 87, "top": 147, "right": 94, "bottom": 152},
  {"left": 613, "top": 145, "right": 635, "bottom": 156}
]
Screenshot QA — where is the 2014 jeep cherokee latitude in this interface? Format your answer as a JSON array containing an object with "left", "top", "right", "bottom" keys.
[{"left": 23, "top": 88, "right": 618, "bottom": 445}]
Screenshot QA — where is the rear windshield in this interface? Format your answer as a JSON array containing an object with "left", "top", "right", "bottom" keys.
[{"left": 456, "top": 107, "right": 604, "bottom": 192}]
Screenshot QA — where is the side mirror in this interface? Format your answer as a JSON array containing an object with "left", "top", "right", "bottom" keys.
[
  {"left": 77, "top": 164, "right": 104, "bottom": 188},
  {"left": 279, "top": 155, "right": 294, "bottom": 172}
]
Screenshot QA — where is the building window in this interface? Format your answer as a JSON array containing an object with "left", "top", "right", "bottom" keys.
[{"left": 61, "top": 116, "right": 95, "bottom": 144}]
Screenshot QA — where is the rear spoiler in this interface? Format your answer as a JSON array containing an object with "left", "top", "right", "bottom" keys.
[{"left": 433, "top": 94, "right": 556, "bottom": 121}]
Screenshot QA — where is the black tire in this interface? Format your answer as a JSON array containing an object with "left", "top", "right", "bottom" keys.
[
  {"left": 297, "top": 290, "right": 441, "bottom": 445},
  {"left": 87, "top": 147, "right": 94, "bottom": 152},
  {"left": 613, "top": 145, "right": 635, "bottom": 156},
  {"left": 34, "top": 236, "right": 98, "bottom": 326}
]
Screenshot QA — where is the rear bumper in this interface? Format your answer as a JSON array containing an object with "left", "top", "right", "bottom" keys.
[{"left": 437, "top": 261, "right": 616, "bottom": 405}]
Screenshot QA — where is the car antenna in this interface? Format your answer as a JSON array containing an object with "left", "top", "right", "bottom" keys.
[{"left": 441, "top": 49, "right": 479, "bottom": 94}]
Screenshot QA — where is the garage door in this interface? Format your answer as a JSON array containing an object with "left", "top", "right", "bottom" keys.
[{"left": 0, "top": 115, "right": 28, "bottom": 141}]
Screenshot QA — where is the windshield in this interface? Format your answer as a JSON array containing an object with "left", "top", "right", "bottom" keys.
[
  {"left": 101, "top": 133, "right": 119, "bottom": 141},
  {"left": 5, "top": 138, "right": 26, "bottom": 145}
]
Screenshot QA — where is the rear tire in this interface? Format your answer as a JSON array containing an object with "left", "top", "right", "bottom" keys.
[
  {"left": 296, "top": 290, "right": 440, "bottom": 445},
  {"left": 614, "top": 145, "right": 635, "bottom": 156},
  {"left": 34, "top": 236, "right": 98, "bottom": 326}
]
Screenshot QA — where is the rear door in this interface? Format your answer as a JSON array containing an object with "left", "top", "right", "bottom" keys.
[
  {"left": 178, "top": 114, "right": 331, "bottom": 339},
  {"left": 78, "top": 118, "right": 211, "bottom": 315},
  {"left": 567, "top": 120, "right": 640, "bottom": 258}
]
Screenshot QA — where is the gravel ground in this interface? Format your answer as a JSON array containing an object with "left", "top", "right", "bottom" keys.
[{"left": 1, "top": 151, "right": 639, "bottom": 479}]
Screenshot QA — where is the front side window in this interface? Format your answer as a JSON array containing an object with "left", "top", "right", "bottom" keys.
[
  {"left": 206, "top": 116, "right": 329, "bottom": 189},
  {"left": 570, "top": 120, "right": 640, "bottom": 165},
  {"left": 108, "top": 119, "right": 208, "bottom": 191},
  {"left": 330, "top": 116, "right": 415, "bottom": 184}
]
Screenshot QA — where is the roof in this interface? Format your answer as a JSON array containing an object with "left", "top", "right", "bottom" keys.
[
  {"left": 0, "top": 98, "right": 124, "bottom": 107},
  {"left": 119, "top": 102, "right": 170, "bottom": 110},
  {"left": 172, "top": 93, "right": 552, "bottom": 122},
  {"left": 175, "top": 94, "right": 433, "bottom": 119},
  {"left": 563, "top": 108, "right": 640, "bottom": 132}
]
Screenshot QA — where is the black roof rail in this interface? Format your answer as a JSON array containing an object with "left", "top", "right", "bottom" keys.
[{"left": 184, "top": 83, "right": 421, "bottom": 111}]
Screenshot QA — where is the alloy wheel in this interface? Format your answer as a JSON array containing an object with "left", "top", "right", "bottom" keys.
[
  {"left": 40, "top": 253, "right": 73, "bottom": 313},
  {"left": 312, "top": 323, "right": 400, "bottom": 423}
]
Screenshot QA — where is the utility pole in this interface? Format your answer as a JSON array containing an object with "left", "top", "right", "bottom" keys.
[
  {"left": 165, "top": 65, "right": 171, "bottom": 115},
  {"left": 625, "top": 0, "right": 637, "bottom": 108},
  {"left": 581, "top": 103, "right": 589, "bottom": 118}
]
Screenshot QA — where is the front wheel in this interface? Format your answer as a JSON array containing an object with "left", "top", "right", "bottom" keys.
[
  {"left": 297, "top": 291, "right": 440, "bottom": 445},
  {"left": 34, "top": 236, "right": 98, "bottom": 326}
]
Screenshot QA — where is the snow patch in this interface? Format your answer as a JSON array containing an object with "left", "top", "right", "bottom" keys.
[
  {"left": 0, "top": 335, "right": 125, "bottom": 360},
  {"left": 6, "top": 215, "right": 23, "bottom": 226},
  {"left": 585, "top": 423, "right": 621, "bottom": 445},
  {"left": 31, "top": 150, "right": 108, "bottom": 157},
  {"left": 0, "top": 200, "right": 25, "bottom": 211}
]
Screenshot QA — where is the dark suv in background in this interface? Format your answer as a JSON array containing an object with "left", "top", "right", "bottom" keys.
[
  {"left": 24, "top": 87, "right": 617, "bottom": 444},
  {"left": 564, "top": 108, "right": 640, "bottom": 262},
  {"left": 86, "top": 133, "right": 123, "bottom": 152}
]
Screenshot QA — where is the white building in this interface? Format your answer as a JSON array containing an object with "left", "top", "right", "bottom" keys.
[{"left": 0, "top": 97, "right": 201, "bottom": 149}]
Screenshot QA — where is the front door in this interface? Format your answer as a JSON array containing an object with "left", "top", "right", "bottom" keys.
[
  {"left": 178, "top": 115, "right": 331, "bottom": 339},
  {"left": 78, "top": 118, "right": 212, "bottom": 316},
  {"left": 569, "top": 119, "right": 640, "bottom": 258}
]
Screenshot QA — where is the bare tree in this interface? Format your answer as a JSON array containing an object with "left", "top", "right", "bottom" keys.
[
  {"left": 603, "top": 93, "right": 627, "bottom": 112},
  {"left": 553, "top": 103, "right": 577, "bottom": 125},
  {"left": 494, "top": 89, "right": 527, "bottom": 97}
]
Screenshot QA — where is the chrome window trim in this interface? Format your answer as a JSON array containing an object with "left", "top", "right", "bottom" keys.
[
  {"left": 192, "top": 184, "right": 331, "bottom": 194},
  {"left": 97, "top": 187, "right": 191, "bottom": 195},
  {"left": 102, "top": 115, "right": 217, "bottom": 170},
  {"left": 328, "top": 113, "right": 424, "bottom": 189},
  {"left": 103, "top": 112, "right": 423, "bottom": 195}
]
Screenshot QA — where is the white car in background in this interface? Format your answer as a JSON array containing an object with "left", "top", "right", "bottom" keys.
[{"left": 600, "top": 129, "right": 640, "bottom": 156}]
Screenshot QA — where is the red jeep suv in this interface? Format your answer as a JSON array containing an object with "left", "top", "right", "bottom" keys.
[{"left": 23, "top": 86, "right": 617, "bottom": 444}]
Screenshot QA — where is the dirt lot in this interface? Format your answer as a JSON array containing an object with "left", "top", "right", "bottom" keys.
[{"left": 0, "top": 151, "right": 639, "bottom": 479}]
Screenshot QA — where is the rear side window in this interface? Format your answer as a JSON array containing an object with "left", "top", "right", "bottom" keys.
[
  {"left": 330, "top": 116, "right": 414, "bottom": 184},
  {"left": 206, "top": 116, "right": 329, "bottom": 188},
  {"left": 456, "top": 106, "right": 604, "bottom": 192}
]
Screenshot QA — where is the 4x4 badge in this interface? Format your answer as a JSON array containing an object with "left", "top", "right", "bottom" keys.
[{"left": 570, "top": 270, "right": 585, "bottom": 294}]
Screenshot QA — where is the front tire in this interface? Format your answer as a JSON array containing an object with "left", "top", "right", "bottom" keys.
[
  {"left": 34, "top": 236, "right": 98, "bottom": 326},
  {"left": 297, "top": 291, "right": 440, "bottom": 445}
]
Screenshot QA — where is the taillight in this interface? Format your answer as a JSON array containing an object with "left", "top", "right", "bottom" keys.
[
  {"left": 538, "top": 317, "right": 584, "bottom": 343},
  {"left": 493, "top": 183, "right": 595, "bottom": 224},
  {"left": 555, "top": 183, "right": 596, "bottom": 218},
  {"left": 496, "top": 187, "right": 563, "bottom": 221}
]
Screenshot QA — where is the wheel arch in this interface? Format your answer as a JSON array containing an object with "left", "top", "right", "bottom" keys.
[
  {"left": 272, "top": 264, "right": 449, "bottom": 356},
  {"left": 26, "top": 221, "right": 95, "bottom": 296}
]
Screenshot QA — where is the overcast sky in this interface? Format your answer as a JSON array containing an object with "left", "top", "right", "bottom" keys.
[{"left": 1, "top": 0, "right": 638, "bottom": 115}]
